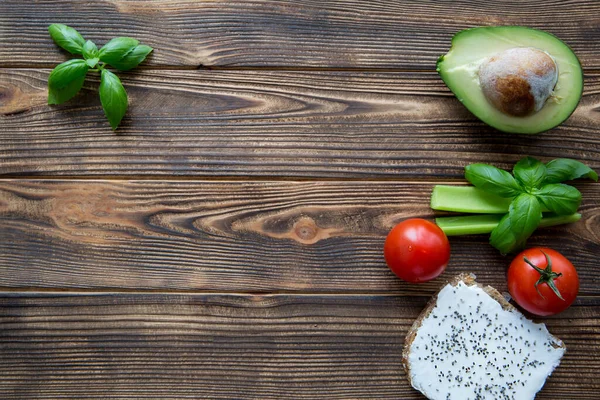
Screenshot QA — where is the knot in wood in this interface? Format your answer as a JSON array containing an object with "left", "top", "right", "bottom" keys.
[
  {"left": 0, "top": 84, "right": 37, "bottom": 116},
  {"left": 0, "top": 86, "right": 10, "bottom": 102},
  {"left": 293, "top": 217, "right": 318, "bottom": 242}
]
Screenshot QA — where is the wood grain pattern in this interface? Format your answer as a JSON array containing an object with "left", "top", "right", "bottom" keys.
[
  {"left": 2, "top": 2, "right": 599, "bottom": 398},
  {"left": 1, "top": 69, "right": 599, "bottom": 178},
  {"left": 2, "top": 0, "right": 600, "bottom": 69},
  {"left": 0, "top": 293, "right": 598, "bottom": 399},
  {"left": 1, "top": 180, "right": 598, "bottom": 293}
]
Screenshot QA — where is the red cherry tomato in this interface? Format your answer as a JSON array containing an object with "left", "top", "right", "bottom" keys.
[
  {"left": 383, "top": 218, "right": 450, "bottom": 283},
  {"left": 508, "top": 247, "right": 579, "bottom": 316}
]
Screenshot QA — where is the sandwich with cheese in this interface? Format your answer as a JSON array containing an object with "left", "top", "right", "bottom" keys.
[{"left": 403, "top": 274, "right": 565, "bottom": 400}]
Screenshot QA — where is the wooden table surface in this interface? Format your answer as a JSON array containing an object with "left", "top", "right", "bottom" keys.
[{"left": 1, "top": 1, "right": 599, "bottom": 399}]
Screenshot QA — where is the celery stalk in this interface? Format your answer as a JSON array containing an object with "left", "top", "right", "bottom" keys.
[
  {"left": 538, "top": 213, "right": 581, "bottom": 228},
  {"left": 436, "top": 213, "right": 581, "bottom": 236},
  {"left": 430, "top": 186, "right": 512, "bottom": 213},
  {"left": 435, "top": 214, "right": 503, "bottom": 236},
  {"left": 431, "top": 185, "right": 550, "bottom": 213}
]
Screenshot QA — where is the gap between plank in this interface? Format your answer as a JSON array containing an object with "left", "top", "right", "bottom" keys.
[
  {"left": 0, "top": 289, "right": 443, "bottom": 297},
  {"left": 0, "top": 176, "right": 467, "bottom": 183},
  {"left": 0, "top": 289, "right": 599, "bottom": 299},
  {"left": 0, "top": 64, "right": 437, "bottom": 72},
  {"left": 1, "top": 64, "right": 600, "bottom": 74}
]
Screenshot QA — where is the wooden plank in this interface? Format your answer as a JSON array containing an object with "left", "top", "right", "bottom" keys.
[
  {"left": 0, "top": 293, "right": 597, "bottom": 399},
  {"left": 1, "top": 180, "right": 598, "bottom": 294},
  {"left": 1, "top": 0, "right": 600, "bottom": 69},
  {"left": 1, "top": 69, "right": 599, "bottom": 178}
]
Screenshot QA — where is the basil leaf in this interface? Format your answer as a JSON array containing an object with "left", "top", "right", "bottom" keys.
[
  {"left": 508, "top": 193, "right": 542, "bottom": 251},
  {"left": 106, "top": 44, "right": 153, "bottom": 71},
  {"left": 98, "top": 37, "right": 139, "bottom": 66},
  {"left": 83, "top": 40, "right": 99, "bottom": 59},
  {"left": 81, "top": 40, "right": 100, "bottom": 68},
  {"left": 465, "top": 163, "right": 523, "bottom": 198},
  {"left": 545, "top": 158, "right": 599, "bottom": 183},
  {"left": 513, "top": 157, "right": 547, "bottom": 190},
  {"left": 534, "top": 184, "right": 581, "bottom": 215},
  {"left": 48, "top": 24, "right": 86, "bottom": 55},
  {"left": 489, "top": 214, "right": 517, "bottom": 255},
  {"left": 47, "top": 59, "right": 89, "bottom": 105},
  {"left": 85, "top": 58, "right": 99, "bottom": 68},
  {"left": 99, "top": 69, "right": 128, "bottom": 130}
]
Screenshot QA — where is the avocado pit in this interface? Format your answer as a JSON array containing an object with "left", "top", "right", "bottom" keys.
[{"left": 479, "top": 47, "right": 558, "bottom": 117}]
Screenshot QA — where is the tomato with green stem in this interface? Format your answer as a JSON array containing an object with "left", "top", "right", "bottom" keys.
[{"left": 507, "top": 247, "right": 579, "bottom": 316}]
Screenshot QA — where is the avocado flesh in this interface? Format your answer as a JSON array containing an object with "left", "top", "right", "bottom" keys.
[{"left": 437, "top": 26, "right": 583, "bottom": 134}]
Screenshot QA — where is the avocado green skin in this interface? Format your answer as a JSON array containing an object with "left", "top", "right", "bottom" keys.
[{"left": 437, "top": 26, "right": 584, "bottom": 134}]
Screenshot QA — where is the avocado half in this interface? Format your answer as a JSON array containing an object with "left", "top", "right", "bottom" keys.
[{"left": 437, "top": 26, "right": 583, "bottom": 134}]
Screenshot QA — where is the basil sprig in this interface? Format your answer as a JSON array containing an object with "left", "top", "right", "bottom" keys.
[
  {"left": 465, "top": 157, "right": 597, "bottom": 254},
  {"left": 47, "top": 24, "right": 153, "bottom": 130}
]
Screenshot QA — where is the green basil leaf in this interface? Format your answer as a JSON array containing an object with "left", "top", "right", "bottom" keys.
[
  {"left": 98, "top": 37, "right": 139, "bottom": 66},
  {"left": 85, "top": 58, "right": 99, "bottom": 68},
  {"left": 513, "top": 157, "right": 547, "bottom": 190},
  {"left": 465, "top": 163, "right": 523, "bottom": 198},
  {"left": 83, "top": 40, "right": 100, "bottom": 68},
  {"left": 545, "top": 158, "right": 599, "bottom": 183},
  {"left": 508, "top": 193, "right": 542, "bottom": 251},
  {"left": 82, "top": 40, "right": 99, "bottom": 59},
  {"left": 99, "top": 69, "right": 128, "bottom": 130},
  {"left": 489, "top": 214, "right": 517, "bottom": 255},
  {"left": 105, "top": 44, "right": 153, "bottom": 71},
  {"left": 48, "top": 24, "right": 86, "bottom": 55},
  {"left": 534, "top": 184, "right": 582, "bottom": 216},
  {"left": 47, "top": 59, "right": 89, "bottom": 105}
]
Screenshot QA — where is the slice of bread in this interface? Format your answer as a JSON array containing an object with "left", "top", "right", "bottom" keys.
[{"left": 403, "top": 274, "right": 565, "bottom": 400}]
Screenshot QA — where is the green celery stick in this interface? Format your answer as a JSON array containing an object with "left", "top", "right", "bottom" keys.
[
  {"left": 436, "top": 214, "right": 503, "bottom": 236},
  {"left": 538, "top": 213, "right": 581, "bottom": 228},
  {"left": 430, "top": 185, "right": 551, "bottom": 214},
  {"left": 436, "top": 213, "right": 581, "bottom": 236},
  {"left": 431, "top": 186, "right": 513, "bottom": 213}
]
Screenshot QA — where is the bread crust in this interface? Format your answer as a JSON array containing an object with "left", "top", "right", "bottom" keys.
[{"left": 402, "top": 273, "right": 566, "bottom": 389}]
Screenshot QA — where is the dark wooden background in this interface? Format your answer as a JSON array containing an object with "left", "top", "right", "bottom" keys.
[{"left": 1, "top": 1, "right": 598, "bottom": 399}]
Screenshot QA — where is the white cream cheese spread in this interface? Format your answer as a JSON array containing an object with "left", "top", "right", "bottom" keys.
[{"left": 407, "top": 281, "right": 565, "bottom": 400}]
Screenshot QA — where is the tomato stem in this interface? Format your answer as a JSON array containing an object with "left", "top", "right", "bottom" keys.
[{"left": 524, "top": 251, "right": 565, "bottom": 301}]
